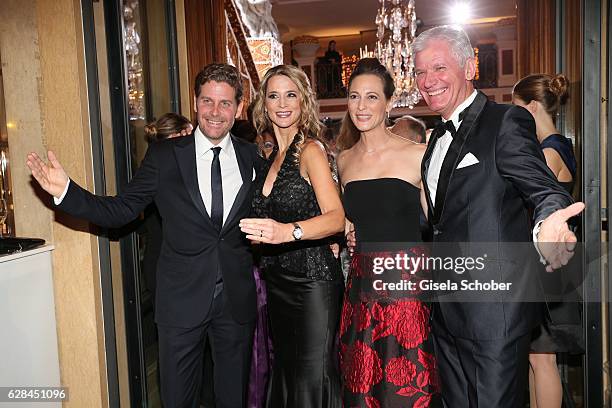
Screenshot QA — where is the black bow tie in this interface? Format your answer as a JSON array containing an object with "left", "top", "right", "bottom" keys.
[
  {"left": 443, "top": 120, "right": 458, "bottom": 137},
  {"left": 434, "top": 108, "right": 468, "bottom": 138}
]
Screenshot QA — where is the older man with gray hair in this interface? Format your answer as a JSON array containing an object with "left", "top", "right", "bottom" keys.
[{"left": 414, "top": 25, "right": 584, "bottom": 407}]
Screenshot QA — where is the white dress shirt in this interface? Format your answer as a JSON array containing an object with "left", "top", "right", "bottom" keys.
[
  {"left": 194, "top": 127, "right": 242, "bottom": 225},
  {"left": 426, "top": 90, "right": 478, "bottom": 204}
]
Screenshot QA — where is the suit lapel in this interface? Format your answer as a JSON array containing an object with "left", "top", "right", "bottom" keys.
[
  {"left": 432, "top": 92, "right": 488, "bottom": 224},
  {"left": 221, "top": 135, "right": 252, "bottom": 234},
  {"left": 174, "top": 135, "right": 212, "bottom": 224},
  {"left": 422, "top": 126, "right": 443, "bottom": 221}
]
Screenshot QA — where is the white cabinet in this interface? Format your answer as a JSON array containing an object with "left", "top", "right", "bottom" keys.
[{"left": 0, "top": 246, "right": 61, "bottom": 407}]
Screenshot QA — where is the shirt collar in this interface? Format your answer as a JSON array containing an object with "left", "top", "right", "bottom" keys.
[
  {"left": 444, "top": 90, "right": 478, "bottom": 130},
  {"left": 195, "top": 126, "right": 234, "bottom": 158}
]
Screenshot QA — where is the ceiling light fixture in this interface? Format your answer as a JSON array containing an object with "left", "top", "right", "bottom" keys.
[
  {"left": 374, "top": 0, "right": 421, "bottom": 108},
  {"left": 450, "top": 2, "right": 472, "bottom": 25}
]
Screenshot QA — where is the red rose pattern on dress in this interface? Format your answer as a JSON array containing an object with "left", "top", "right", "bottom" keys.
[
  {"left": 340, "top": 301, "right": 353, "bottom": 338},
  {"left": 340, "top": 340, "right": 383, "bottom": 394},
  {"left": 354, "top": 302, "right": 372, "bottom": 332},
  {"left": 371, "top": 300, "right": 430, "bottom": 349},
  {"left": 417, "top": 348, "right": 440, "bottom": 392},
  {"left": 385, "top": 356, "right": 417, "bottom": 386},
  {"left": 340, "top": 252, "right": 438, "bottom": 407}
]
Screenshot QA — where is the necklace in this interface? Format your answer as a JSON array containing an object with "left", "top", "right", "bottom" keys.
[
  {"left": 360, "top": 132, "right": 392, "bottom": 154},
  {"left": 390, "top": 131, "right": 420, "bottom": 145}
]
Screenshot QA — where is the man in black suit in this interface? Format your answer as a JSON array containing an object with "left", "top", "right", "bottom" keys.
[
  {"left": 413, "top": 26, "right": 584, "bottom": 407},
  {"left": 27, "top": 64, "right": 261, "bottom": 408}
]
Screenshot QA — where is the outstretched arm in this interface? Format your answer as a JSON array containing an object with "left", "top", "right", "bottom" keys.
[
  {"left": 496, "top": 106, "right": 583, "bottom": 271},
  {"left": 26, "top": 147, "right": 159, "bottom": 228}
]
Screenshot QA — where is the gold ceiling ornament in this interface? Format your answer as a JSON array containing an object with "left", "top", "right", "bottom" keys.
[{"left": 374, "top": 0, "right": 421, "bottom": 108}]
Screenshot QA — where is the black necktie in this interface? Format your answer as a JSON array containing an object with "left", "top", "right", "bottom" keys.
[{"left": 210, "top": 147, "right": 223, "bottom": 230}]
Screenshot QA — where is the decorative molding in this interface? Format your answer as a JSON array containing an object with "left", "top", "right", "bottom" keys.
[
  {"left": 233, "top": 0, "right": 279, "bottom": 38},
  {"left": 224, "top": 0, "right": 261, "bottom": 88},
  {"left": 247, "top": 37, "right": 283, "bottom": 78},
  {"left": 496, "top": 16, "right": 518, "bottom": 27}
]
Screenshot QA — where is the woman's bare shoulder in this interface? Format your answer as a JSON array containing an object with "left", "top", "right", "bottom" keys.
[{"left": 392, "top": 137, "right": 427, "bottom": 157}]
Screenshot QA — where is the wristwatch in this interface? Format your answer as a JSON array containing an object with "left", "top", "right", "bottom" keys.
[{"left": 292, "top": 223, "right": 304, "bottom": 241}]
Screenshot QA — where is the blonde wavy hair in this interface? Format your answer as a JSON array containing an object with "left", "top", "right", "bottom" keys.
[{"left": 252, "top": 65, "right": 324, "bottom": 162}]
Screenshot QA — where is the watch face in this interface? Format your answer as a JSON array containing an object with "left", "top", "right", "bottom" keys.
[{"left": 293, "top": 226, "right": 303, "bottom": 240}]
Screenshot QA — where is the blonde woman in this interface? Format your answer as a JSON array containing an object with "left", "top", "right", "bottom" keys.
[{"left": 240, "top": 65, "right": 345, "bottom": 407}]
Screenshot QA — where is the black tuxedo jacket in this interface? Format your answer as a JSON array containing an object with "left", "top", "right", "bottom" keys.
[
  {"left": 421, "top": 91, "right": 574, "bottom": 340},
  {"left": 58, "top": 134, "right": 262, "bottom": 328}
]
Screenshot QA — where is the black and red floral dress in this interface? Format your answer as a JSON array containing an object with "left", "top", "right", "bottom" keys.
[{"left": 340, "top": 178, "right": 440, "bottom": 408}]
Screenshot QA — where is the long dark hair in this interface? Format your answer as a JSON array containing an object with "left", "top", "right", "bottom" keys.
[{"left": 336, "top": 58, "right": 395, "bottom": 150}]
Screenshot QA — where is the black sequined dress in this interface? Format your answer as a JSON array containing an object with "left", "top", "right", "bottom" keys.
[{"left": 252, "top": 134, "right": 344, "bottom": 408}]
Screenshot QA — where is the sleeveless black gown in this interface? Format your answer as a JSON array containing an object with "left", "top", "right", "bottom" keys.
[
  {"left": 340, "top": 178, "right": 440, "bottom": 407},
  {"left": 251, "top": 135, "right": 344, "bottom": 407},
  {"left": 531, "top": 134, "right": 583, "bottom": 353}
]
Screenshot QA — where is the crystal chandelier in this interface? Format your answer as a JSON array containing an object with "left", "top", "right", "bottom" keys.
[{"left": 374, "top": 0, "right": 421, "bottom": 108}]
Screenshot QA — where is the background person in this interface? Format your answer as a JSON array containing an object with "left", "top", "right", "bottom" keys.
[
  {"left": 140, "top": 112, "right": 193, "bottom": 404},
  {"left": 323, "top": 40, "right": 344, "bottom": 95},
  {"left": 389, "top": 114, "right": 427, "bottom": 144},
  {"left": 141, "top": 113, "right": 193, "bottom": 304},
  {"left": 255, "top": 127, "right": 277, "bottom": 159},
  {"left": 144, "top": 112, "right": 193, "bottom": 143},
  {"left": 325, "top": 40, "right": 342, "bottom": 65},
  {"left": 513, "top": 72, "right": 583, "bottom": 408}
]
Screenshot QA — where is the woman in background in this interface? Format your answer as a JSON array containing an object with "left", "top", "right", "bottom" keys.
[
  {"left": 241, "top": 64, "right": 345, "bottom": 407},
  {"left": 249, "top": 125, "right": 277, "bottom": 408},
  {"left": 141, "top": 112, "right": 193, "bottom": 403},
  {"left": 142, "top": 113, "right": 192, "bottom": 303},
  {"left": 256, "top": 127, "right": 277, "bottom": 159},
  {"left": 513, "top": 73, "right": 582, "bottom": 408},
  {"left": 143, "top": 112, "right": 192, "bottom": 143}
]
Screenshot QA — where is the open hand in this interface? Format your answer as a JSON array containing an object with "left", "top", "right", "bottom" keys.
[
  {"left": 537, "top": 202, "right": 585, "bottom": 272},
  {"left": 26, "top": 151, "right": 69, "bottom": 198}
]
